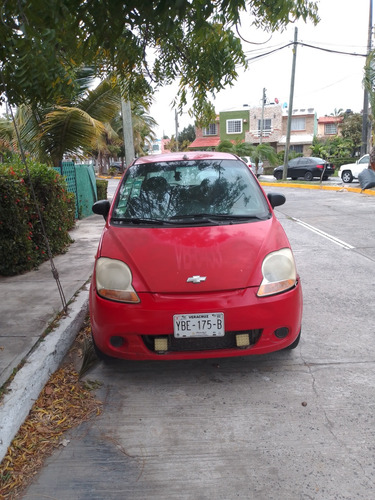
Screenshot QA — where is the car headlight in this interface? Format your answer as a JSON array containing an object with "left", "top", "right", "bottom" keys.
[
  {"left": 257, "top": 248, "right": 297, "bottom": 297},
  {"left": 95, "top": 257, "right": 140, "bottom": 303}
]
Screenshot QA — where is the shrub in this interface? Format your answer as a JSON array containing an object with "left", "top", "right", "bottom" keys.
[
  {"left": 96, "top": 179, "right": 108, "bottom": 200},
  {"left": 0, "top": 157, "right": 75, "bottom": 276}
]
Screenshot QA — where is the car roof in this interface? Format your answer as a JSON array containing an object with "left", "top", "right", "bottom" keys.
[{"left": 133, "top": 151, "right": 238, "bottom": 164}]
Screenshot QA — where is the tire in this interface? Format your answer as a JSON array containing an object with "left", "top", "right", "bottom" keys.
[
  {"left": 304, "top": 171, "right": 313, "bottom": 181},
  {"left": 341, "top": 170, "right": 353, "bottom": 183},
  {"left": 322, "top": 176, "right": 328, "bottom": 181},
  {"left": 274, "top": 171, "right": 282, "bottom": 180},
  {"left": 285, "top": 331, "right": 301, "bottom": 350},
  {"left": 291, "top": 177, "right": 297, "bottom": 180}
]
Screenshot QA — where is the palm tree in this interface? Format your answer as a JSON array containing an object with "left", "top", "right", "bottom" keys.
[
  {"left": 131, "top": 103, "right": 157, "bottom": 156},
  {"left": 0, "top": 74, "right": 158, "bottom": 170},
  {"left": 0, "top": 75, "right": 122, "bottom": 167},
  {"left": 364, "top": 52, "right": 375, "bottom": 109},
  {"left": 330, "top": 108, "right": 344, "bottom": 117},
  {"left": 364, "top": 50, "right": 375, "bottom": 146},
  {"left": 216, "top": 140, "right": 278, "bottom": 175}
]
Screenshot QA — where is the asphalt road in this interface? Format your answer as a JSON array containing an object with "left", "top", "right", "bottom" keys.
[{"left": 23, "top": 187, "right": 375, "bottom": 500}]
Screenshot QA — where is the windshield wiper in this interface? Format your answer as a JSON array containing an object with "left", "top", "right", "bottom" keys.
[
  {"left": 111, "top": 217, "right": 171, "bottom": 225},
  {"left": 169, "top": 213, "right": 268, "bottom": 224}
]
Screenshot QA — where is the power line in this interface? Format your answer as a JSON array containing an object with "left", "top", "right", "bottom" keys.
[
  {"left": 244, "top": 41, "right": 368, "bottom": 64},
  {"left": 297, "top": 41, "right": 367, "bottom": 57}
]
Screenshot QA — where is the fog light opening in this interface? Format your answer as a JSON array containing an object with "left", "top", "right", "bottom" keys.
[
  {"left": 274, "top": 327, "right": 289, "bottom": 339},
  {"left": 110, "top": 336, "right": 125, "bottom": 347},
  {"left": 236, "top": 333, "right": 250, "bottom": 348},
  {"left": 154, "top": 337, "right": 168, "bottom": 353}
]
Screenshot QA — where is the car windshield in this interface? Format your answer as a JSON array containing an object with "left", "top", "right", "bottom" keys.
[{"left": 112, "top": 159, "right": 270, "bottom": 224}]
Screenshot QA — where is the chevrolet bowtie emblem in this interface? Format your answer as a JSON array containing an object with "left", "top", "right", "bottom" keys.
[{"left": 187, "top": 275, "right": 207, "bottom": 284}]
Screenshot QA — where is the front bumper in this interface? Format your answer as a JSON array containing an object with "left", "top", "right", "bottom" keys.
[{"left": 90, "top": 281, "right": 302, "bottom": 360}]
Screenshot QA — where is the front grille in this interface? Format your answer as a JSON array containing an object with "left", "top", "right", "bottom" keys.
[{"left": 142, "top": 330, "right": 262, "bottom": 353}]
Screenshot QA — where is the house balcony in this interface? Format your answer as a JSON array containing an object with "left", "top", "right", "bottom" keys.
[{"left": 251, "top": 128, "right": 274, "bottom": 137}]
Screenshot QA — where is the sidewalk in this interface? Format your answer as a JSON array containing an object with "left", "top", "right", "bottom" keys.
[{"left": 0, "top": 214, "right": 105, "bottom": 461}]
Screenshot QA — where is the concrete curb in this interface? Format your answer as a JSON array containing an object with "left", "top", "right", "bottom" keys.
[{"left": 0, "top": 288, "right": 89, "bottom": 462}]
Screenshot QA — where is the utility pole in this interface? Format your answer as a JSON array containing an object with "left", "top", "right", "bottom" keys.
[
  {"left": 283, "top": 27, "right": 298, "bottom": 180},
  {"left": 260, "top": 88, "right": 266, "bottom": 144},
  {"left": 361, "top": 0, "right": 373, "bottom": 156},
  {"left": 121, "top": 98, "right": 135, "bottom": 166}
]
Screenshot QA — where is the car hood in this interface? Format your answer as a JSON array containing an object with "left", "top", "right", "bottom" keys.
[{"left": 97, "top": 218, "right": 291, "bottom": 293}]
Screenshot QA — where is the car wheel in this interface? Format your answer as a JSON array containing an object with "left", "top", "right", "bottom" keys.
[
  {"left": 341, "top": 170, "right": 353, "bottom": 183},
  {"left": 303, "top": 171, "right": 313, "bottom": 181},
  {"left": 291, "top": 177, "right": 297, "bottom": 180},
  {"left": 285, "top": 331, "right": 301, "bottom": 350},
  {"left": 274, "top": 171, "right": 282, "bottom": 180},
  {"left": 322, "top": 176, "right": 328, "bottom": 181}
]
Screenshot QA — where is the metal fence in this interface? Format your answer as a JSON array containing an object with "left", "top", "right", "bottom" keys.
[{"left": 54, "top": 162, "right": 97, "bottom": 218}]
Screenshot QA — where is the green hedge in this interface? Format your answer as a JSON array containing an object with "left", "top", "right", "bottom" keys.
[
  {"left": 96, "top": 179, "right": 108, "bottom": 200},
  {"left": 0, "top": 158, "right": 75, "bottom": 276}
]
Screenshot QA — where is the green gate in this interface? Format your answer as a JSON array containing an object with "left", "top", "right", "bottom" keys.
[{"left": 54, "top": 162, "right": 97, "bottom": 218}]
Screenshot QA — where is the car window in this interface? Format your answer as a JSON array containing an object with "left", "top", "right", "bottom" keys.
[
  {"left": 359, "top": 155, "right": 369, "bottom": 164},
  {"left": 289, "top": 158, "right": 299, "bottom": 166},
  {"left": 112, "top": 159, "right": 270, "bottom": 221}
]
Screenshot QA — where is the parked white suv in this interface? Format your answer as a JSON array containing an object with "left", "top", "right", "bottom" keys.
[{"left": 338, "top": 154, "right": 369, "bottom": 183}]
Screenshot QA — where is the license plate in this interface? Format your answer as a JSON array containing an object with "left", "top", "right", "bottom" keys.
[{"left": 173, "top": 313, "right": 225, "bottom": 338}]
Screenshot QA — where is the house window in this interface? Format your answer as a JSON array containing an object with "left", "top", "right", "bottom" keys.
[
  {"left": 226, "top": 119, "right": 242, "bottom": 134},
  {"left": 324, "top": 123, "right": 337, "bottom": 135},
  {"left": 290, "top": 145, "right": 304, "bottom": 154},
  {"left": 203, "top": 124, "right": 218, "bottom": 136},
  {"left": 291, "top": 117, "right": 305, "bottom": 131},
  {"left": 258, "top": 118, "right": 272, "bottom": 133}
]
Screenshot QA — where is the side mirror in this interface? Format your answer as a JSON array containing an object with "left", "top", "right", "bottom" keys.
[
  {"left": 92, "top": 200, "right": 111, "bottom": 220},
  {"left": 267, "top": 192, "right": 286, "bottom": 208}
]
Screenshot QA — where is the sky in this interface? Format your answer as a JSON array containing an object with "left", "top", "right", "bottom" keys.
[{"left": 150, "top": 0, "right": 372, "bottom": 138}]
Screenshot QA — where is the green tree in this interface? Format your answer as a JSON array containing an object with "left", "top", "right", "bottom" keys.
[
  {"left": 310, "top": 136, "right": 354, "bottom": 161},
  {"left": 164, "top": 136, "right": 179, "bottom": 152},
  {"left": 340, "top": 112, "right": 362, "bottom": 156},
  {"left": 91, "top": 101, "right": 158, "bottom": 171},
  {"left": 216, "top": 140, "right": 234, "bottom": 152},
  {"left": 330, "top": 108, "right": 344, "bottom": 117},
  {"left": 216, "top": 140, "right": 278, "bottom": 175},
  {"left": 236, "top": 143, "right": 279, "bottom": 175},
  {"left": 130, "top": 104, "right": 158, "bottom": 156},
  {"left": 364, "top": 49, "right": 375, "bottom": 123},
  {"left": 0, "top": 1, "right": 319, "bottom": 121},
  {"left": 178, "top": 125, "right": 196, "bottom": 151},
  {"left": 0, "top": 76, "right": 121, "bottom": 167}
]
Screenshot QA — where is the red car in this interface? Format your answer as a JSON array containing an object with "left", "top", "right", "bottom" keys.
[{"left": 90, "top": 151, "right": 302, "bottom": 360}]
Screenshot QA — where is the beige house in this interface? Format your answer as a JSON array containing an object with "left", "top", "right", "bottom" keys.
[
  {"left": 245, "top": 103, "right": 282, "bottom": 150},
  {"left": 317, "top": 116, "right": 343, "bottom": 139},
  {"left": 277, "top": 108, "right": 317, "bottom": 156}
]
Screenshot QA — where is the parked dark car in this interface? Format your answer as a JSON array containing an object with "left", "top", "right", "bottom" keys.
[
  {"left": 273, "top": 157, "right": 335, "bottom": 181},
  {"left": 110, "top": 161, "right": 124, "bottom": 172}
]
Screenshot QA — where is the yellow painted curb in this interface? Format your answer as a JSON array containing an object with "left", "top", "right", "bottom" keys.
[
  {"left": 260, "top": 181, "right": 375, "bottom": 196},
  {"left": 96, "top": 175, "right": 122, "bottom": 180}
]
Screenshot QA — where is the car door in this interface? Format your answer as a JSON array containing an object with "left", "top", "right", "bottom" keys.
[{"left": 287, "top": 158, "right": 301, "bottom": 178}]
